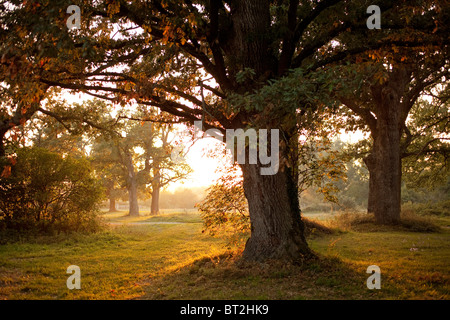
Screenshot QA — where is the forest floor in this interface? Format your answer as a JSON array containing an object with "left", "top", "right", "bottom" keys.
[{"left": 0, "top": 211, "right": 448, "bottom": 300}]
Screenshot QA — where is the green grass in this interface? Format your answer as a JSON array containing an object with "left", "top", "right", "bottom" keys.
[
  {"left": 309, "top": 231, "right": 449, "bottom": 299},
  {"left": 0, "top": 213, "right": 225, "bottom": 299},
  {"left": 0, "top": 211, "right": 448, "bottom": 300},
  {"left": 101, "top": 210, "right": 202, "bottom": 224}
]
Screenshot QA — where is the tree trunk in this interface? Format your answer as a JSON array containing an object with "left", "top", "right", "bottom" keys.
[
  {"left": 150, "top": 166, "right": 161, "bottom": 215},
  {"left": 105, "top": 179, "right": 117, "bottom": 212},
  {"left": 366, "top": 87, "right": 402, "bottom": 224},
  {"left": 124, "top": 150, "right": 139, "bottom": 216},
  {"left": 151, "top": 186, "right": 160, "bottom": 215},
  {"left": 223, "top": 0, "right": 310, "bottom": 262},
  {"left": 240, "top": 163, "right": 312, "bottom": 262},
  {"left": 128, "top": 178, "right": 139, "bottom": 216},
  {"left": 109, "top": 197, "right": 117, "bottom": 212},
  {"left": 366, "top": 139, "right": 402, "bottom": 224}
]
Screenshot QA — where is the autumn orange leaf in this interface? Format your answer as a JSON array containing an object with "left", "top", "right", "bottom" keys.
[{"left": 1, "top": 165, "right": 11, "bottom": 178}]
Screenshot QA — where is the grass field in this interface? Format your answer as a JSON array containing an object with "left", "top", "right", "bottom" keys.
[{"left": 0, "top": 211, "right": 448, "bottom": 300}]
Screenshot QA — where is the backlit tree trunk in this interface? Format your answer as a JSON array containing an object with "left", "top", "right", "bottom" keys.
[
  {"left": 226, "top": 0, "right": 312, "bottom": 262},
  {"left": 240, "top": 163, "right": 312, "bottom": 262},
  {"left": 150, "top": 166, "right": 161, "bottom": 215},
  {"left": 365, "top": 132, "right": 402, "bottom": 224},
  {"left": 128, "top": 178, "right": 139, "bottom": 216},
  {"left": 124, "top": 149, "right": 139, "bottom": 216},
  {"left": 365, "top": 84, "right": 404, "bottom": 224},
  {"left": 109, "top": 197, "right": 117, "bottom": 212},
  {"left": 238, "top": 127, "right": 312, "bottom": 262},
  {"left": 105, "top": 179, "right": 117, "bottom": 212},
  {"left": 345, "top": 65, "right": 415, "bottom": 225}
]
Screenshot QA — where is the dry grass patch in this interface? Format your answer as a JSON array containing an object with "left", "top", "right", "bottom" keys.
[{"left": 324, "top": 211, "right": 441, "bottom": 233}]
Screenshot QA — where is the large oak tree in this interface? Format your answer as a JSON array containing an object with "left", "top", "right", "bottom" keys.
[
  {"left": 1, "top": 0, "right": 447, "bottom": 261},
  {"left": 332, "top": 2, "right": 449, "bottom": 224}
]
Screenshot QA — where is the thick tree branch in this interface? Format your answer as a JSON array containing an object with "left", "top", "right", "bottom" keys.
[
  {"left": 37, "top": 107, "right": 118, "bottom": 134},
  {"left": 402, "top": 138, "right": 450, "bottom": 158},
  {"left": 337, "top": 95, "right": 377, "bottom": 134},
  {"left": 278, "top": 0, "right": 300, "bottom": 75}
]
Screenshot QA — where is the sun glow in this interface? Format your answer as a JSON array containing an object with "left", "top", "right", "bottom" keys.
[{"left": 167, "top": 133, "right": 228, "bottom": 192}]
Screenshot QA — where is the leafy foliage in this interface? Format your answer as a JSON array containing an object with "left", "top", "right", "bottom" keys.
[
  {"left": 0, "top": 147, "right": 103, "bottom": 233},
  {"left": 297, "top": 133, "right": 348, "bottom": 204},
  {"left": 402, "top": 97, "right": 450, "bottom": 190},
  {"left": 196, "top": 165, "right": 249, "bottom": 247}
]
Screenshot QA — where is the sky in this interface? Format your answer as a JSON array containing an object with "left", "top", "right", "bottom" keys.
[{"left": 169, "top": 137, "right": 225, "bottom": 192}]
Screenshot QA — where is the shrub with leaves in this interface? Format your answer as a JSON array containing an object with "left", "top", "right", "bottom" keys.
[
  {"left": 0, "top": 147, "right": 104, "bottom": 233},
  {"left": 196, "top": 166, "right": 250, "bottom": 247}
]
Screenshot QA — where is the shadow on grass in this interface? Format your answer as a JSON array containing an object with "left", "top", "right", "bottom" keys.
[
  {"left": 136, "top": 214, "right": 449, "bottom": 300},
  {"left": 136, "top": 249, "right": 385, "bottom": 300}
]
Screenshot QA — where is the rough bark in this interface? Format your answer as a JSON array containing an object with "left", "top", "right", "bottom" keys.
[
  {"left": 230, "top": 0, "right": 271, "bottom": 74},
  {"left": 239, "top": 125, "right": 312, "bottom": 262},
  {"left": 240, "top": 162, "right": 312, "bottom": 262},
  {"left": 366, "top": 84, "right": 403, "bottom": 224}
]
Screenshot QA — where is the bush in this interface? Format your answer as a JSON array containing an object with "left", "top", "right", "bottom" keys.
[
  {"left": 402, "top": 201, "right": 450, "bottom": 217},
  {"left": 0, "top": 147, "right": 104, "bottom": 234},
  {"left": 196, "top": 182, "right": 250, "bottom": 247},
  {"left": 399, "top": 210, "right": 441, "bottom": 232}
]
